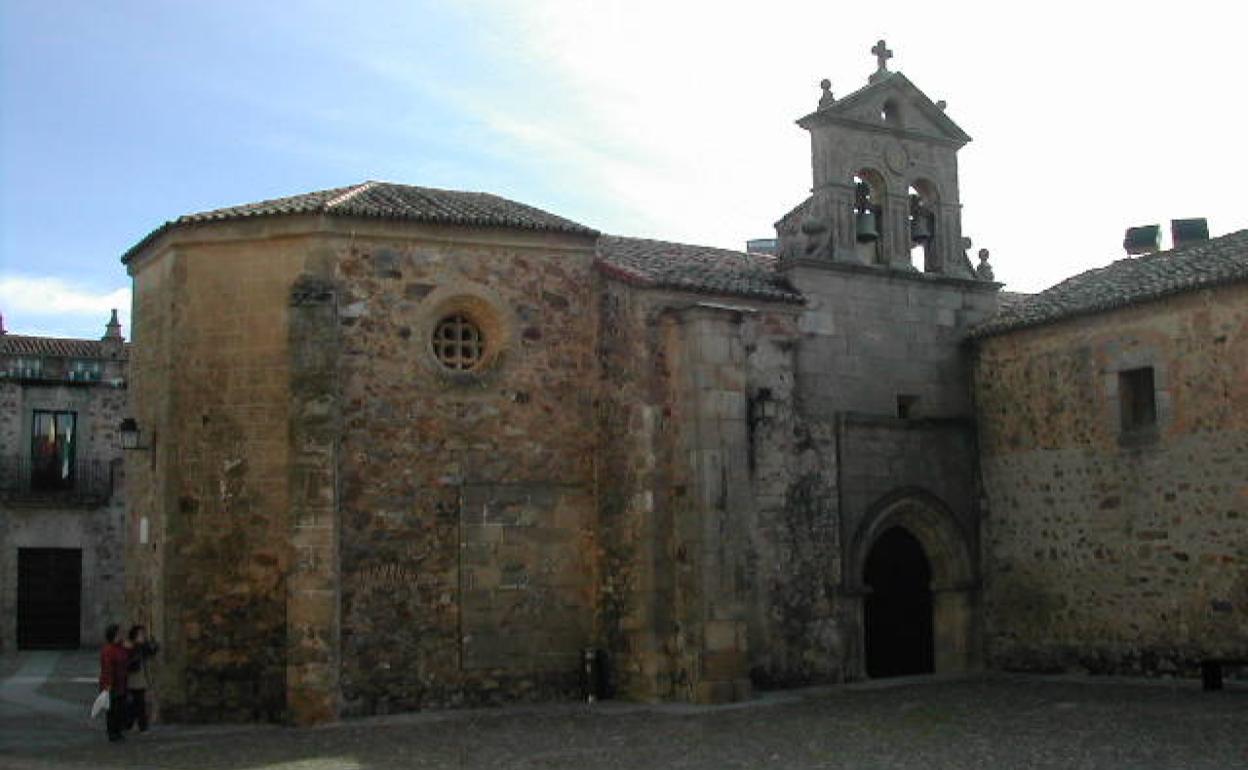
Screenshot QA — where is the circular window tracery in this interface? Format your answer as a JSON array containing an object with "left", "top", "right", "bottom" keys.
[{"left": 432, "top": 313, "right": 485, "bottom": 371}]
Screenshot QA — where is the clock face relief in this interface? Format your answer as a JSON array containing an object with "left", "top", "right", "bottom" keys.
[{"left": 885, "top": 142, "right": 909, "bottom": 174}]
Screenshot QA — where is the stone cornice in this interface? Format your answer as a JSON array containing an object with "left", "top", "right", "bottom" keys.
[{"left": 779, "top": 255, "right": 1000, "bottom": 292}]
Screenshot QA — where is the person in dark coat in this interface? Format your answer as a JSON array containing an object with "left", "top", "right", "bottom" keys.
[
  {"left": 124, "top": 625, "right": 159, "bottom": 732},
  {"left": 98, "top": 623, "right": 129, "bottom": 742}
]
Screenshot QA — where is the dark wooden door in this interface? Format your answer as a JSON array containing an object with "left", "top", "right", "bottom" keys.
[{"left": 17, "top": 548, "right": 82, "bottom": 649}]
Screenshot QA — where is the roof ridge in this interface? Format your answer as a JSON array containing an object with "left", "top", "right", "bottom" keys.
[
  {"left": 606, "top": 234, "right": 756, "bottom": 256},
  {"left": 4, "top": 333, "right": 101, "bottom": 342},
  {"left": 323, "top": 181, "right": 378, "bottom": 210},
  {"left": 1143, "top": 227, "right": 1248, "bottom": 259},
  {"left": 1043, "top": 228, "right": 1248, "bottom": 292},
  {"left": 596, "top": 236, "right": 803, "bottom": 304},
  {"left": 0, "top": 334, "right": 126, "bottom": 359},
  {"left": 123, "top": 181, "right": 598, "bottom": 263},
  {"left": 973, "top": 228, "right": 1248, "bottom": 338}
]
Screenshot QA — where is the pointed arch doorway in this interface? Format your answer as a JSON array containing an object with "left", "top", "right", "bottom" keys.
[
  {"left": 863, "top": 527, "right": 934, "bottom": 677},
  {"left": 851, "top": 491, "right": 978, "bottom": 678}
]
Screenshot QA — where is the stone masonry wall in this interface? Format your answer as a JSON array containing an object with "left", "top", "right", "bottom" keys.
[
  {"left": 0, "top": 378, "right": 127, "bottom": 651},
  {"left": 127, "top": 226, "right": 315, "bottom": 722},
  {"left": 669, "top": 305, "right": 754, "bottom": 704},
  {"left": 125, "top": 244, "right": 175, "bottom": 717},
  {"left": 595, "top": 283, "right": 818, "bottom": 696},
  {"left": 597, "top": 261, "right": 994, "bottom": 692},
  {"left": 738, "top": 303, "right": 840, "bottom": 688},
  {"left": 123, "top": 212, "right": 1005, "bottom": 721},
  {"left": 593, "top": 281, "right": 673, "bottom": 700},
  {"left": 975, "top": 283, "right": 1248, "bottom": 674},
  {"left": 803, "top": 129, "right": 966, "bottom": 276},
  {"left": 775, "top": 261, "right": 996, "bottom": 680},
  {"left": 287, "top": 272, "right": 341, "bottom": 724},
  {"left": 128, "top": 218, "right": 601, "bottom": 722},
  {"left": 332, "top": 228, "right": 599, "bottom": 715}
]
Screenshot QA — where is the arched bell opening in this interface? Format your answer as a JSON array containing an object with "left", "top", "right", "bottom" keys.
[
  {"left": 850, "top": 491, "right": 979, "bottom": 680},
  {"left": 852, "top": 169, "right": 887, "bottom": 265},
  {"left": 863, "top": 526, "right": 934, "bottom": 677},
  {"left": 880, "top": 98, "right": 904, "bottom": 129},
  {"left": 908, "top": 179, "right": 940, "bottom": 273}
]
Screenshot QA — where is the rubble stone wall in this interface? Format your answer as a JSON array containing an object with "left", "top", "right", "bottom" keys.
[
  {"left": 975, "top": 283, "right": 1248, "bottom": 674},
  {"left": 331, "top": 228, "right": 600, "bottom": 715},
  {"left": 123, "top": 214, "right": 1009, "bottom": 722}
]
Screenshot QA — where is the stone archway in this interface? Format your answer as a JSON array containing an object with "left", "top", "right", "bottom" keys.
[{"left": 849, "top": 490, "right": 978, "bottom": 677}]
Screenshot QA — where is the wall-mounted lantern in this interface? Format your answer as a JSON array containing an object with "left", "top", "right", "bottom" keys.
[{"left": 118, "top": 417, "right": 152, "bottom": 451}]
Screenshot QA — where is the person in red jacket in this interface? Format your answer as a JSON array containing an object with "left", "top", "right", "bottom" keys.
[{"left": 98, "top": 623, "right": 130, "bottom": 742}]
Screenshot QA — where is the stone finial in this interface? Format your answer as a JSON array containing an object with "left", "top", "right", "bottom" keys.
[
  {"left": 976, "top": 249, "right": 995, "bottom": 281},
  {"left": 869, "top": 39, "right": 894, "bottom": 83},
  {"left": 936, "top": 100, "right": 947, "bottom": 111},
  {"left": 818, "top": 79, "right": 836, "bottom": 108},
  {"left": 103, "top": 308, "right": 123, "bottom": 341},
  {"left": 799, "top": 216, "right": 834, "bottom": 260}
]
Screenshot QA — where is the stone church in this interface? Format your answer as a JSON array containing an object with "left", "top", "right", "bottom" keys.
[{"left": 120, "top": 43, "right": 1246, "bottom": 724}]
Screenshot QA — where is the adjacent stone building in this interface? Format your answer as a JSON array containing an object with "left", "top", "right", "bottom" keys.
[
  {"left": 973, "top": 230, "right": 1248, "bottom": 674},
  {"left": 0, "top": 313, "right": 128, "bottom": 651},
  {"left": 119, "top": 41, "right": 1246, "bottom": 725}
]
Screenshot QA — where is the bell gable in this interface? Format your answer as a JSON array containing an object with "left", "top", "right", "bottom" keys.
[{"left": 798, "top": 72, "right": 971, "bottom": 148}]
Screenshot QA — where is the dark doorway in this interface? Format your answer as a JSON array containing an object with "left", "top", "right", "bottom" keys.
[
  {"left": 863, "top": 527, "right": 933, "bottom": 677},
  {"left": 17, "top": 548, "right": 82, "bottom": 649}
]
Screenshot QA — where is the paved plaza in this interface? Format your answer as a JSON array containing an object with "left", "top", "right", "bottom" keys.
[{"left": 1, "top": 651, "right": 1244, "bottom": 769}]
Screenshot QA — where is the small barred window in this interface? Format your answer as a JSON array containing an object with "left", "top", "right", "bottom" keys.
[
  {"left": 432, "top": 313, "right": 485, "bottom": 371},
  {"left": 1119, "top": 366, "right": 1156, "bottom": 432}
]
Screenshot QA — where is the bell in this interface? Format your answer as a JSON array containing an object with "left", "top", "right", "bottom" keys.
[
  {"left": 911, "top": 216, "right": 931, "bottom": 243},
  {"left": 855, "top": 210, "right": 879, "bottom": 242}
]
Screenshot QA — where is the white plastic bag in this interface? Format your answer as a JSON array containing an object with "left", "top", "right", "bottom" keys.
[{"left": 90, "top": 690, "right": 110, "bottom": 719}]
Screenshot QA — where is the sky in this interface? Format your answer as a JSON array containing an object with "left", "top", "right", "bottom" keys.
[{"left": 1, "top": 0, "right": 1244, "bottom": 339}]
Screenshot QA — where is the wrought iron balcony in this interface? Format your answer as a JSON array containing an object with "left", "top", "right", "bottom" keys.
[{"left": 0, "top": 455, "right": 116, "bottom": 506}]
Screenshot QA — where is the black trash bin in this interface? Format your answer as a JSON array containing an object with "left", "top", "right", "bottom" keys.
[{"left": 582, "top": 647, "right": 611, "bottom": 702}]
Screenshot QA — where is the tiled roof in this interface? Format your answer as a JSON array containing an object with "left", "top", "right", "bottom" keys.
[
  {"left": 997, "top": 291, "right": 1031, "bottom": 312},
  {"left": 1, "top": 335, "right": 124, "bottom": 359},
  {"left": 974, "top": 229, "right": 1248, "bottom": 337},
  {"left": 123, "top": 181, "right": 598, "bottom": 262},
  {"left": 596, "top": 236, "right": 804, "bottom": 304}
]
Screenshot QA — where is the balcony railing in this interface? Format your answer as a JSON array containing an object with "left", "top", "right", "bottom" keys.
[
  {"left": 1, "top": 369, "right": 113, "bottom": 385},
  {"left": 0, "top": 455, "right": 115, "bottom": 506}
]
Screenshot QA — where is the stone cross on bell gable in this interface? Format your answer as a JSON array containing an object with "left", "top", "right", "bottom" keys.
[{"left": 871, "top": 39, "right": 893, "bottom": 76}]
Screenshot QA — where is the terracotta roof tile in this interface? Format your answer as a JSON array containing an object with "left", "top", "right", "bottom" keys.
[
  {"left": 596, "top": 236, "right": 803, "bottom": 304},
  {"left": 1, "top": 335, "right": 125, "bottom": 359},
  {"left": 974, "top": 229, "right": 1248, "bottom": 337},
  {"left": 124, "top": 181, "right": 598, "bottom": 262}
]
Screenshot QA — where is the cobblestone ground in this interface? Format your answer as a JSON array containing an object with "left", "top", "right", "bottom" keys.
[
  {"left": 2, "top": 653, "right": 1245, "bottom": 769},
  {"left": 0, "top": 654, "right": 23, "bottom": 680}
]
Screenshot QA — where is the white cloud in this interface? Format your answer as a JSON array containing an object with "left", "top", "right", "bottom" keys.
[
  {"left": 433, "top": 0, "right": 1246, "bottom": 293},
  {"left": 0, "top": 275, "right": 130, "bottom": 339},
  {"left": 11, "top": 0, "right": 1231, "bottom": 309}
]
